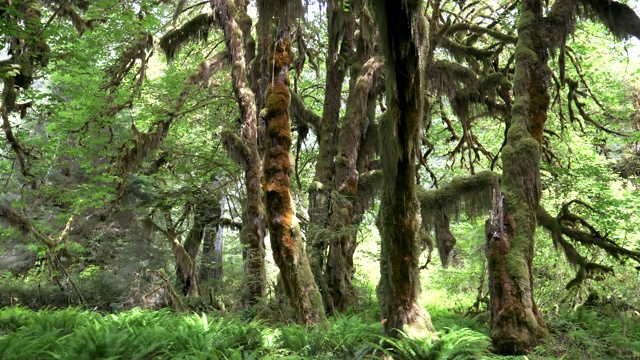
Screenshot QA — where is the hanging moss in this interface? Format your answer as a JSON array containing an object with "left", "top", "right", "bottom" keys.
[
  {"left": 372, "top": 0, "right": 433, "bottom": 338},
  {"left": 580, "top": 0, "right": 640, "bottom": 40},
  {"left": 417, "top": 170, "right": 497, "bottom": 227},
  {"left": 426, "top": 59, "right": 478, "bottom": 97},
  {"left": 434, "top": 211, "right": 456, "bottom": 268},
  {"left": 220, "top": 130, "right": 251, "bottom": 169},
  {"left": 160, "top": 14, "right": 216, "bottom": 62}
]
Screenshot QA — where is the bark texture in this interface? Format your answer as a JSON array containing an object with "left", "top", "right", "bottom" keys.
[
  {"left": 199, "top": 193, "right": 224, "bottom": 290},
  {"left": 485, "top": 0, "right": 549, "bottom": 353},
  {"left": 307, "top": 0, "right": 355, "bottom": 314},
  {"left": 327, "top": 55, "right": 383, "bottom": 313},
  {"left": 176, "top": 204, "right": 205, "bottom": 295},
  {"left": 434, "top": 211, "right": 456, "bottom": 268},
  {"left": 372, "top": 0, "right": 433, "bottom": 337},
  {"left": 212, "top": 0, "right": 266, "bottom": 305},
  {"left": 263, "top": 33, "right": 325, "bottom": 324}
]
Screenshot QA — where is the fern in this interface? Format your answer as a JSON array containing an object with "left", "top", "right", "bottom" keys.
[{"left": 376, "top": 328, "right": 490, "bottom": 360}]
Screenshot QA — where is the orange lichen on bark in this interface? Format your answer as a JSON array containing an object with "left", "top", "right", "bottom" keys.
[
  {"left": 263, "top": 34, "right": 325, "bottom": 324},
  {"left": 263, "top": 36, "right": 295, "bottom": 255},
  {"left": 527, "top": 74, "right": 550, "bottom": 143},
  {"left": 272, "top": 38, "right": 292, "bottom": 73}
]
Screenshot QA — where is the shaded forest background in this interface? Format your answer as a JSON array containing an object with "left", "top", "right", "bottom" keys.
[{"left": 2, "top": 0, "right": 640, "bottom": 358}]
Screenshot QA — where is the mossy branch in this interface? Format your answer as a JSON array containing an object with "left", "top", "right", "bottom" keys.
[
  {"left": 446, "top": 23, "right": 517, "bottom": 44},
  {"left": 547, "top": 0, "right": 640, "bottom": 45},
  {"left": 46, "top": 0, "right": 102, "bottom": 36},
  {"left": 146, "top": 269, "right": 186, "bottom": 312},
  {"left": 440, "top": 37, "right": 496, "bottom": 61},
  {"left": 115, "top": 120, "right": 172, "bottom": 176},
  {"left": 426, "top": 60, "right": 478, "bottom": 97},
  {"left": 160, "top": 14, "right": 216, "bottom": 61},
  {"left": 289, "top": 90, "right": 321, "bottom": 135},
  {"left": 106, "top": 32, "right": 153, "bottom": 88},
  {"left": 142, "top": 217, "right": 195, "bottom": 296},
  {"left": 0, "top": 204, "right": 84, "bottom": 302},
  {"left": 356, "top": 170, "right": 383, "bottom": 210},
  {"left": 416, "top": 170, "right": 498, "bottom": 227},
  {"left": 580, "top": 0, "right": 640, "bottom": 40},
  {"left": 220, "top": 129, "right": 251, "bottom": 169},
  {"left": 537, "top": 204, "right": 640, "bottom": 289},
  {"left": 2, "top": 103, "right": 35, "bottom": 179},
  {"left": 221, "top": 218, "right": 242, "bottom": 230},
  {"left": 0, "top": 204, "right": 56, "bottom": 249},
  {"left": 187, "top": 50, "right": 229, "bottom": 86}
]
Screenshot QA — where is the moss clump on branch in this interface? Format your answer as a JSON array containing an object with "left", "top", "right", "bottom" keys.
[
  {"left": 160, "top": 14, "right": 216, "bottom": 62},
  {"left": 417, "top": 170, "right": 498, "bottom": 227}
]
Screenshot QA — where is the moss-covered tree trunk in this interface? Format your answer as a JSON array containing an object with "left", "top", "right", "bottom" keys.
[
  {"left": 307, "top": 0, "right": 354, "bottom": 314},
  {"left": 328, "top": 54, "right": 382, "bottom": 313},
  {"left": 212, "top": 0, "right": 266, "bottom": 305},
  {"left": 199, "top": 193, "right": 224, "bottom": 291},
  {"left": 263, "top": 32, "right": 325, "bottom": 324},
  {"left": 176, "top": 204, "right": 206, "bottom": 295},
  {"left": 372, "top": 0, "right": 433, "bottom": 337},
  {"left": 485, "top": 0, "right": 549, "bottom": 354},
  {"left": 434, "top": 211, "right": 456, "bottom": 268}
]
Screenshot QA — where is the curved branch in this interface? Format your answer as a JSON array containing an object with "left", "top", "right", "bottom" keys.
[
  {"left": 537, "top": 204, "right": 640, "bottom": 289},
  {"left": 445, "top": 23, "right": 517, "bottom": 44}
]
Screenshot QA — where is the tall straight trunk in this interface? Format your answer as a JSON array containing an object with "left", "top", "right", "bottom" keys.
[
  {"left": 307, "top": 0, "right": 354, "bottom": 314},
  {"left": 199, "top": 194, "right": 224, "bottom": 290},
  {"left": 212, "top": 0, "right": 266, "bottom": 305},
  {"left": 263, "top": 31, "right": 325, "bottom": 325},
  {"left": 328, "top": 55, "right": 383, "bottom": 313},
  {"left": 485, "top": 0, "right": 549, "bottom": 354},
  {"left": 372, "top": 0, "right": 433, "bottom": 337}
]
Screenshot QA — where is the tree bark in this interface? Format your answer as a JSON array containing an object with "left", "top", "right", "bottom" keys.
[
  {"left": 327, "top": 55, "right": 383, "bottom": 313},
  {"left": 485, "top": 0, "right": 549, "bottom": 353},
  {"left": 176, "top": 204, "right": 205, "bottom": 295},
  {"left": 373, "top": 0, "right": 433, "bottom": 337},
  {"left": 212, "top": 0, "right": 266, "bottom": 305},
  {"left": 307, "top": 0, "right": 355, "bottom": 314},
  {"left": 199, "top": 193, "right": 224, "bottom": 291},
  {"left": 263, "top": 30, "right": 326, "bottom": 324},
  {"left": 434, "top": 211, "right": 456, "bottom": 268}
]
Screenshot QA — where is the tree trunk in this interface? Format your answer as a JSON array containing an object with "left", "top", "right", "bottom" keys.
[
  {"left": 485, "top": 0, "right": 549, "bottom": 353},
  {"left": 373, "top": 0, "right": 433, "bottom": 337},
  {"left": 199, "top": 193, "right": 224, "bottom": 291},
  {"left": 263, "top": 31, "right": 326, "bottom": 325},
  {"left": 435, "top": 211, "right": 456, "bottom": 268},
  {"left": 212, "top": 0, "right": 266, "bottom": 305},
  {"left": 176, "top": 204, "right": 205, "bottom": 295},
  {"left": 327, "top": 55, "right": 383, "bottom": 313},
  {"left": 307, "top": 0, "right": 354, "bottom": 314}
]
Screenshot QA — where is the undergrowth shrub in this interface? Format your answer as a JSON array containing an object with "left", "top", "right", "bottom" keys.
[
  {"left": 375, "top": 328, "right": 491, "bottom": 360},
  {"left": 544, "top": 307, "right": 640, "bottom": 360},
  {"left": 0, "top": 271, "right": 129, "bottom": 311}
]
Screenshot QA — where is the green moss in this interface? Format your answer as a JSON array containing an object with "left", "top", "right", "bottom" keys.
[
  {"left": 518, "top": 12, "right": 537, "bottom": 30},
  {"left": 308, "top": 181, "right": 324, "bottom": 192}
]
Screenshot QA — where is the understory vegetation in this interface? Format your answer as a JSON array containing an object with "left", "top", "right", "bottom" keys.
[{"left": 1, "top": 292, "right": 639, "bottom": 359}]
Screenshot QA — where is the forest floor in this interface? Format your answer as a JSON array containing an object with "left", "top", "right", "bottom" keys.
[{"left": 0, "top": 290, "right": 638, "bottom": 360}]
